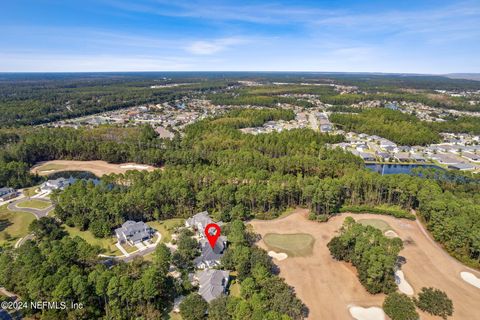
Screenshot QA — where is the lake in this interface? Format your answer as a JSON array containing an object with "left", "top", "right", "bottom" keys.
[{"left": 365, "top": 163, "right": 443, "bottom": 175}]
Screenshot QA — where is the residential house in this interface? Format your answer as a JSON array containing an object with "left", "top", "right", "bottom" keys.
[
  {"left": 196, "top": 269, "right": 230, "bottom": 302},
  {"left": 430, "top": 154, "right": 463, "bottom": 165},
  {"left": 115, "top": 221, "right": 154, "bottom": 246},
  {"left": 194, "top": 236, "right": 228, "bottom": 269},
  {"left": 40, "top": 177, "right": 77, "bottom": 192},
  {"left": 352, "top": 150, "right": 376, "bottom": 162},
  {"left": 411, "top": 154, "right": 426, "bottom": 162},
  {"left": 375, "top": 151, "right": 391, "bottom": 161},
  {"left": 0, "top": 187, "right": 18, "bottom": 202},
  {"left": 448, "top": 163, "right": 476, "bottom": 171},
  {"left": 395, "top": 152, "right": 411, "bottom": 162},
  {"left": 379, "top": 139, "right": 397, "bottom": 149},
  {"left": 185, "top": 211, "right": 213, "bottom": 237}
]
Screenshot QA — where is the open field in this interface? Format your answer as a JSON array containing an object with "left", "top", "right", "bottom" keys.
[
  {"left": 147, "top": 219, "right": 184, "bottom": 243},
  {"left": 250, "top": 208, "right": 480, "bottom": 320},
  {"left": 16, "top": 199, "right": 51, "bottom": 210},
  {"left": 263, "top": 233, "right": 315, "bottom": 257},
  {"left": 31, "top": 160, "right": 157, "bottom": 177},
  {"left": 63, "top": 225, "right": 121, "bottom": 256},
  {"left": 0, "top": 205, "right": 35, "bottom": 245}
]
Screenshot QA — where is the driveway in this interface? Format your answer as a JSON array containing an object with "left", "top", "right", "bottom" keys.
[{"left": 7, "top": 197, "right": 54, "bottom": 219}]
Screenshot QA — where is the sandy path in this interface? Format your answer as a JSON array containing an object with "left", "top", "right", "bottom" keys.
[
  {"left": 250, "top": 209, "right": 480, "bottom": 320},
  {"left": 31, "top": 160, "right": 158, "bottom": 177}
]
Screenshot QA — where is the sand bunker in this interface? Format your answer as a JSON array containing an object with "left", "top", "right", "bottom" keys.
[
  {"left": 349, "top": 305, "right": 385, "bottom": 320},
  {"left": 395, "top": 270, "right": 414, "bottom": 295},
  {"left": 460, "top": 272, "right": 480, "bottom": 289},
  {"left": 384, "top": 230, "right": 399, "bottom": 238},
  {"left": 268, "top": 251, "right": 288, "bottom": 261},
  {"left": 120, "top": 164, "right": 150, "bottom": 169}
]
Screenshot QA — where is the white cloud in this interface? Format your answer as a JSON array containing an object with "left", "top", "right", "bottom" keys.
[
  {"left": 185, "top": 37, "right": 248, "bottom": 55},
  {"left": 0, "top": 53, "right": 194, "bottom": 72}
]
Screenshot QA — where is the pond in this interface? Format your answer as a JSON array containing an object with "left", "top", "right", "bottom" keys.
[
  {"left": 47, "top": 170, "right": 99, "bottom": 180},
  {"left": 365, "top": 163, "right": 443, "bottom": 175}
]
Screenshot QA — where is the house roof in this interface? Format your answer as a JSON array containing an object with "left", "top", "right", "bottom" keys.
[
  {"left": 196, "top": 269, "right": 230, "bottom": 302},
  {"left": 115, "top": 221, "right": 152, "bottom": 241},
  {"left": 194, "top": 236, "right": 227, "bottom": 266},
  {"left": 448, "top": 163, "right": 476, "bottom": 170},
  {"left": 0, "top": 187, "right": 15, "bottom": 196},
  {"left": 186, "top": 211, "right": 213, "bottom": 230}
]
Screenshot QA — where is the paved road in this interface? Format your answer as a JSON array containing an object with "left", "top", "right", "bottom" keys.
[{"left": 7, "top": 197, "right": 54, "bottom": 219}]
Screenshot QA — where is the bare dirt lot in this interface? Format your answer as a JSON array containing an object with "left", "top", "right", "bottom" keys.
[
  {"left": 31, "top": 160, "right": 157, "bottom": 177},
  {"left": 250, "top": 209, "right": 480, "bottom": 320}
]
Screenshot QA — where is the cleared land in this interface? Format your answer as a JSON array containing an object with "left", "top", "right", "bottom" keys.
[
  {"left": 31, "top": 160, "right": 157, "bottom": 177},
  {"left": 0, "top": 205, "right": 35, "bottom": 245},
  {"left": 250, "top": 209, "right": 480, "bottom": 320},
  {"left": 263, "top": 233, "right": 315, "bottom": 257},
  {"left": 16, "top": 199, "right": 51, "bottom": 210},
  {"left": 63, "top": 225, "right": 121, "bottom": 256}
]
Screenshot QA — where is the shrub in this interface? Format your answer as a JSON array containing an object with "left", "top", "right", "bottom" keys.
[
  {"left": 180, "top": 293, "right": 208, "bottom": 320},
  {"left": 340, "top": 204, "right": 416, "bottom": 220},
  {"left": 383, "top": 292, "right": 419, "bottom": 320},
  {"left": 415, "top": 287, "right": 453, "bottom": 319}
]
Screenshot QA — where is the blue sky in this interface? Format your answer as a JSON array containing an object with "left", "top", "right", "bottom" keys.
[{"left": 1, "top": 0, "right": 479, "bottom": 73}]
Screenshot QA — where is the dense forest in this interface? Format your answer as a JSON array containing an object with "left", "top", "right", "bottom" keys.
[
  {"left": 330, "top": 108, "right": 441, "bottom": 145},
  {"left": 0, "top": 77, "right": 231, "bottom": 126},
  {"left": 1, "top": 106, "right": 479, "bottom": 268},
  {"left": 429, "top": 116, "right": 480, "bottom": 135}
]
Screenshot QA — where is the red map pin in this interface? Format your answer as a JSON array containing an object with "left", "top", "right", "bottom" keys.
[{"left": 204, "top": 223, "right": 221, "bottom": 249}]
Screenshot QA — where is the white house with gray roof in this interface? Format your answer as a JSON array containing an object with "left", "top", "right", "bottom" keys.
[
  {"left": 196, "top": 269, "right": 230, "bottom": 302},
  {"left": 40, "top": 177, "right": 77, "bottom": 192},
  {"left": 115, "top": 221, "right": 154, "bottom": 246},
  {"left": 0, "top": 187, "right": 19, "bottom": 202},
  {"left": 185, "top": 211, "right": 213, "bottom": 237}
]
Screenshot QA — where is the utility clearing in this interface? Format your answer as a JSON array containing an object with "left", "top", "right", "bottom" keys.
[{"left": 250, "top": 208, "right": 480, "bottom": 320}]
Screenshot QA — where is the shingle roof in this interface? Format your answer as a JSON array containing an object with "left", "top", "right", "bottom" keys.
[{"left": 196, "top": 269, "right": 229, "bottom": 302}]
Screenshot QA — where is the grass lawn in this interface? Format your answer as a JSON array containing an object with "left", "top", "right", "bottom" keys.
[
  {"left": 23, "top": 186, "right": 40, "bottom": 197},
  {"left": 0, "top": 204, "right": 35, "bottom": 246},
  {"left": 16, "top": 199, "right": 51, "bottom": 210},
  {"left": 357, "top": 219, "right": 393, "bottom": 232},
  {"left": 63, "top": 225, "right": 121, "bottom": 256},
  {"left": 147, "top": 218, "right": 184, "bottom": 243},
  {"left": 263, "top": 233, "right": 315, "bottom": 257}
]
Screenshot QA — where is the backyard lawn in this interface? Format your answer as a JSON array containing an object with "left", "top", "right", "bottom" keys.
[
  {"left": 263, "top": 233, "right": 315, "bottom": 257},
  {"left": 63, "top": 225, "right": 121, "bottom": 256},
  {"left": 0, "top": 205, "right": 35, "bottom": 245},
  {"left": 357, "top": 218, "right": 393, "bottom": 232},
  {"left": 16, "top": 199, "right": 51, "bottom": 210},
  {"left": 147, "top": 218, "right": 184, "bottom": 243}
]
